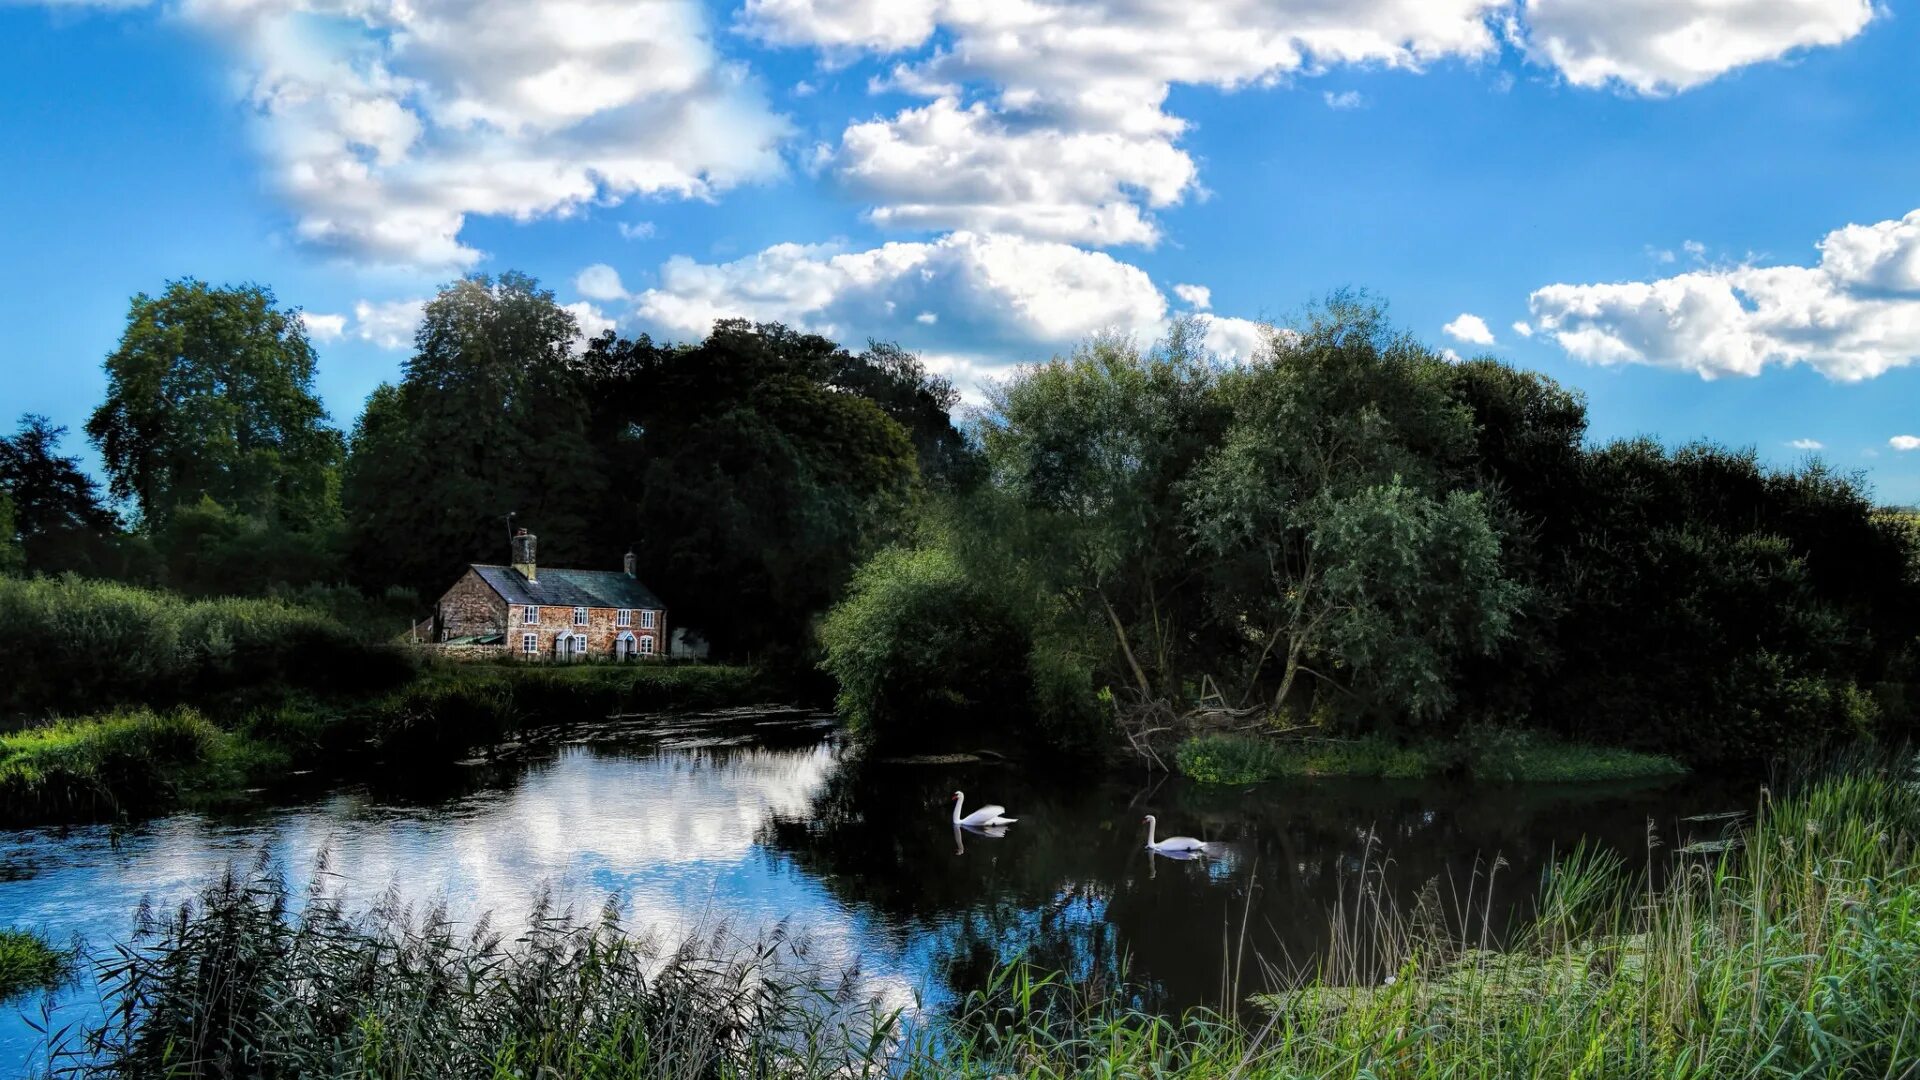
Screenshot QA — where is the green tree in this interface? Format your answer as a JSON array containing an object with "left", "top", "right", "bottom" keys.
[
  {"left": 342, "top": 273, "right": 605, "bottom": 594},
  {"left": 87, "top": 279, "right": 343, "bottom": 531},
  {"left": 0, "top": 492, "right": 22, "bottom": 576},
  {"left": 0, "top": 414, "right": 120, "bottom": 573}
]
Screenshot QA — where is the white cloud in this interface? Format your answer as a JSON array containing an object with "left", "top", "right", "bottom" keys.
[
  {"left": 1173, "top": 283, "right": 1212, "bottom": 310},
  {"left": 1511, "top": 320, "right": 1534, "bottom": 338},
  {"left": 575, "top": 263, "right": 629, "bottom": 302},
  {"left": 300, "top": 310, "right": 346, "bottom": 342},
  {"left": 1519, "top": 0, "right": 1874, "bottom": 94},
  {"left": 564, "top": 300, "right": 618, "bottom": 342},
  {"left": 352, "top": 297, "right": 426, "bottom": 350},
  {"left": 78, "top": 0, "right": 789, "bottom": 269},
  {"left": 632, "top": 230, "right": 1168, "bottom": 348},
  {"left": 618, "top": 221, "right": 657, "bottom": 241},
  {"left": 1789, "top": 438, "right": 1824, "bottom": 450},
  {"left": 1530, "top": 208, "right": 1920, "bottom": 381},
  {"left": 836, "top": 96, "right": 1194, "bottom": 246},
  {"left": 915, "top": 311, "right": 938, "bottom": 325},
  {"left": 1443, "top": 312, "right": 1495, "bottom": 345},
  {"left": 1893, "top": 435, "right": 1920, "bottom": 452},
  {"left": 739, "top": 0, "right": 1871, "bottom": 251},
  {"left": 1439, "top": 347, "right": 1464, "bottom": 363}
]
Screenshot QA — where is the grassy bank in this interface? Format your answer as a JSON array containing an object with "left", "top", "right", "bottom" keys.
[
  {"left": 0, "top": 928, "right": 71, "bottom": 1003},
  {"left": 1175, "top": 729, "right": 1687, "bottom": 785},
  {"left": 52, "top": 765, "right": 1920, "bottom": 1077},
  {"left": 0, "top": 661, "right": 781, "bottom": 825}
]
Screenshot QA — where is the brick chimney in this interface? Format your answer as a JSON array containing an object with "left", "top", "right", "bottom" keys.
[
  {"left": 623, "top": 547, "right": 637, "bottom": 578},
  {"left": 511, "top": 528, "right": 537, "bottom": 582}
]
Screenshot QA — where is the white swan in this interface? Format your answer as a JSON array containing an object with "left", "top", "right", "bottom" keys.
[
  {"left": 952, "top": 791, "right": 1017, "bottom": 827},
  {"left": 1143, "top": 815, "right": 1209, "bottom": 855}
]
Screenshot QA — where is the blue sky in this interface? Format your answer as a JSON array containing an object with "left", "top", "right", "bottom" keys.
[{"left": 2, "top": 0, "right": 1918, "bottom": 502}]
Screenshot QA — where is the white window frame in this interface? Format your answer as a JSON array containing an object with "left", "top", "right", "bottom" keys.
[
  {"left": 616, "top": 609, "right": 632, "bottom": 627},
  {"left": 523, "top": 605, "right": 539, "bottom": 625},
  {"left": 573, "top": 606, "right": 588, "bottom": 626},
  {"left": 521, "top": 632, "right": 537, "bottom": 654},
  {"left": 640, "top": 610, "right": 657, "bottom": 629},
  {"left": 638, "top": 635, "right": 655, "bottom": 656}
]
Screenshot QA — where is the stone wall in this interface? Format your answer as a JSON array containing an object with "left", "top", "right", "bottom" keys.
[
  {"left": 505, "top": 603, "right": 666, "bottom": 661},
  {"left": 438, "top": 568, "right": 508, "bottom": 640}
]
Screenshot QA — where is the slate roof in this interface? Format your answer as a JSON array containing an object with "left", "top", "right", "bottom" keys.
[{"left": 470, "top": 565, "right": 665, "bottom": 611}]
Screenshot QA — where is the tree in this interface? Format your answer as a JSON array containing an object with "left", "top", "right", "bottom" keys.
[
  {"left": 87, "top": 279, "right": 343, "bottom": 531},
  {"left": 0, "top": 414, "right": 117, "bottom": 545},
  {"left": 342, "top": 273, "right": 604, "bottom": 594}
]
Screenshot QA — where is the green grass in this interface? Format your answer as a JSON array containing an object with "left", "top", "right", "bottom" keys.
[
  {"left": 0, "top": 928, "right": 72, "bottom": 1002},
  {"left": 0, "top": 662, "right": 780, "bottom": 825},
  {"left": 1176, "top": 729, "right": 1687, "bottom": 785},
  {"left": 54, "top": 763, "right": 1920, "bottom": 1077}
]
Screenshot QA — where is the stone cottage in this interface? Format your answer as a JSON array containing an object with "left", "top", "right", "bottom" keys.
[{"left": 436, "top": 529, "right": 667, "bottom": 661}]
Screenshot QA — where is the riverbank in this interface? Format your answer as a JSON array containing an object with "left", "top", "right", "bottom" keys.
[
  {"left": 1175, "top": 729, "right": 1687, "bottom": 784},
  {"left": 45, "top": 763, "right": 1917, "bottom": 1077},
  {"left": 0, "top": 661, "right": 784, "bottom": 825},
  {"left": 0, "top": 928, "right": 70, "bottom": 1003}
]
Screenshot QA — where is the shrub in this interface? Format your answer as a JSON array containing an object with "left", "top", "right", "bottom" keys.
[
  {"left": 0, "top": 928, "right": 72, "bottom": 1002},
  {"left": 0, "top": 708, "right": 252, "bottom": 821},
  {"left": 819, "top": 546, "right": 1032, "bottom": 743}
]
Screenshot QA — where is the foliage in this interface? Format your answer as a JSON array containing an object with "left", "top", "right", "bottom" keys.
[
  {"left": 1174, "top": 731, "right": 1683, "bottom": 783},
  {"left": 0, "top": 927, "right": 72, "bottom": 1002},
  {"left": 0, "top": 414, "right": 119, "bottom": 576},
  {"left": 0, "top": 575, "right": 411, "bottom": 721},
  {"left": 0, "top": 707, "right": 261, "bottom": 822},
  {"left": 818, "top": 544, "right": 1031, "bottom": 742},
  {"left": 87, "top": 278, "right": 343, "bottom": 532}
]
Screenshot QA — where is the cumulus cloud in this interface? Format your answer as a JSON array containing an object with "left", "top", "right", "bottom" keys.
[
  {"left": 632, "top": 230, "right": 1167, "bottom": 349},
  {"left": 66, "top": 0, "right": 788, "bottom": 269},
  {"left": 352, "top": 297, "right": 426, "bottom": 350},
  {"left": 575, "top": 264, "right": 629, "bottom": 302},
  {"left": 1893, "top": 435, "right": 1920, "bottom": 452},
  {"left": 564, "top": 301, "right": 617, "bottom": 342},
  {"left": 1443, "top": 312, "right": 1495, "bottom": 345},
  {"left": 1511, "top": 320, "right": 1534, "bottom": 338},
  {"left": 618, "top": 221, "right": 658, "bottom": 242},
  {"left": 1173, "top": 284, "right": 1212, "bottom": 310},
  {"left": 1529, "top": 208, "right": 1920, "bottom": 381},
  {"left": 300, "top": 311, "right": 347, "bottom": 342},
  {"left": 1519, "top": 0, "right": 1874, "bottom": 94},
  {"left": 741, "top": 0, "right": 1872, "bottom": 248},
  {"left": 1789, "top": 438, "right": 1824, "bottom": 450}
]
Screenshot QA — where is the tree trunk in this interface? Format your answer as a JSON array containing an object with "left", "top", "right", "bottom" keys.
[{"left": 1101, "top": 591, "right": 1154, "bottom": 699}]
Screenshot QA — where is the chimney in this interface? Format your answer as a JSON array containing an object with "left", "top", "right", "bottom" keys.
[
  {"left": 511, "top": 528, "right": 537, "bottom": 582},
  {"left": 623, "top": 548, "right": 637, "bottom": 578}
]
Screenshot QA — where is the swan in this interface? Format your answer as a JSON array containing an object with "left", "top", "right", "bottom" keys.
[
  {"left": 1143, "top": 815, "right": 1209, "bottom": 855},
  {"left": 952, "top": 791, "right": 1017, "bottom": 827}
]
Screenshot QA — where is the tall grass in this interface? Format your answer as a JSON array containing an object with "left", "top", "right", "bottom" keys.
[
  {"left": 0, "top": 575, "right": 414, "bottom": 721},
  {"left": 0, "top": 928, "right": 72, "bottom": 1002},
  {"left": 50, "top": 765, "right": 1920, "bottom": 1078},
  {"left": 0, "top": 708, "right": 273, "bottom": 822}
]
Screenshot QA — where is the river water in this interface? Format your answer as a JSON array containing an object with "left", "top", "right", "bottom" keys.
[{"left": 0, "top": 708, "right": 1749, "bottom": 1070}]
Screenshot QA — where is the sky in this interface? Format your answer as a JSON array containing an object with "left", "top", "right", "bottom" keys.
[{"left": 2, "top": 0, "right": 1918, "bottom": 502}]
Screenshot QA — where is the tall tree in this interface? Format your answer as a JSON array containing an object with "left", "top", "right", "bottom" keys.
[
  {"left": 87, "top": 279, "right": 343, "bottom": 531},
  {"left": 0, "top": 413, "right": 124, "bottom": 576},
  {"left": 342, "top": 272, "right": 605, "bottom": 593}
]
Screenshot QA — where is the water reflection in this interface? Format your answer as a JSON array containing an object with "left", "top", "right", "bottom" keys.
[{"left": 0, "top": 710, "right": 1747, "bottom": 1068}]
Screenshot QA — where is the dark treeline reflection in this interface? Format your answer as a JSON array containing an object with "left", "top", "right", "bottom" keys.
[{"left": 757, "top": 748, "right": 1749, "bottom": 1009}]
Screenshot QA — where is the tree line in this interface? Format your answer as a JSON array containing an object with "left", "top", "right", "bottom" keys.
[{"left": 4, "top": 278, "right": 1915, "bottom": 763}]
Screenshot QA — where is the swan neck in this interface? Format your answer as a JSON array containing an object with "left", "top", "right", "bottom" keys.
[
  {"left": 1146, "top": 818, "right": 1156, "bottom": 846},
  {"left": 952, "top": 795, "right": 962, "bottom": 824}
]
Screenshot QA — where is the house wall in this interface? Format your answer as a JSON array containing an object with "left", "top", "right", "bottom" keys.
[
  {"left": 438, "top": 569, "right": 508, "bottom": 640},
  {"left": 505, "top": 603, "right": 667, "bottom": 661}
]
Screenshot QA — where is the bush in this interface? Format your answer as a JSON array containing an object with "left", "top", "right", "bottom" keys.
[
  {"left": 819, "top": 546, "right": 1032, "bottom": 743},
  {"left": 0, "top": 927, "right": 72, "bottom": 1002},
  {"left": 0, "top": 575, "right": 415, "bottom": 720},
  {"left": 0, "top": 707, "right": 262, "bottom": 821}
]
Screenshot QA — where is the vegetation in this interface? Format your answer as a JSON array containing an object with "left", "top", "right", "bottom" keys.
[
  {"left": 0, "top": 707, "right": 268, "bottom": 823},
  {"left": 1174, "top": 730, "right": 1687, "bottom": 784},
  {"left": 51, "top": 765, "right": 1920, "bottom": 1077},
  {"left": 0, "top": 928, "right": 71, "bottom": 1003}
]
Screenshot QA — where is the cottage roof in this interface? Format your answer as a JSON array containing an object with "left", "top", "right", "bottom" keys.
[{"left": 470, "top": 564, "right": 665, "bottom": 611}]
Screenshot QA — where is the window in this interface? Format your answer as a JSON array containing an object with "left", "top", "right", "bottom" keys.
[
  {"left": 638, "top": 635, "right": 655, "bottom": 655},
  {"left": 521, "top": 633, "right": 537, "bottom": 654},
  {"left": 640, "top": 610, "right": 657, "bottom": 629},
  {"left": 523, "top": 606, "right": 539, "bottom": 625},
  {"left": 616, "top": 609, "right": 631, "bottom": 627},
  {"left": 573, "top": 607, "right": 588, "bottom": 626}
]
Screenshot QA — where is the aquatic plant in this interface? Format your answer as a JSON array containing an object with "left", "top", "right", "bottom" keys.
[
  {"left": 0, "top": 928, "right": 72, "bottom": 1002},
  {"left": 1175, "top": 729, "right": 1686, "bottom": 784}
]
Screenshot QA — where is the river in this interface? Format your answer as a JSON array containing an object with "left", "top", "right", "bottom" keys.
[{"left": 0, "top": 707, "right": 1749, "bottom": 1070}]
